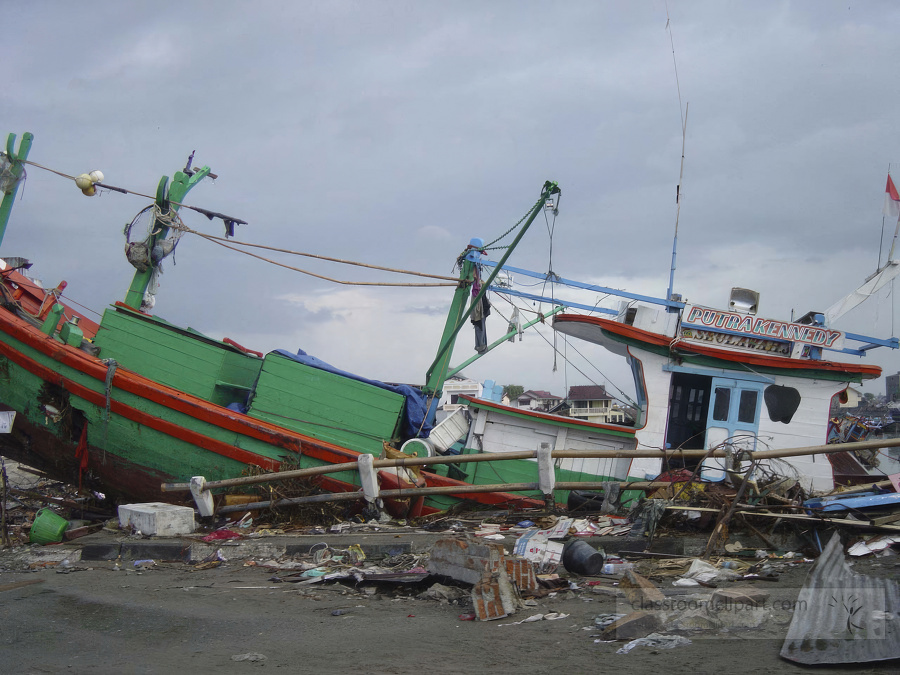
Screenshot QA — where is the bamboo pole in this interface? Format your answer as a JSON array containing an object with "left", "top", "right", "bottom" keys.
[
  {"left": 668, "top": 506, "right": 900, "bottom": 533},
  {"left": 161, "top": 435, "right": 900, "bottom": 494},
  {"left": 0, "top": 459, "right": 8, "bottom": 547}
]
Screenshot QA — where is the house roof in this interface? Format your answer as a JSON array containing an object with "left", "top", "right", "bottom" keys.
[
  {"left": 567, "top": 385, "right": 611, "bottom": 401},
  {"left": 519, "top": 389, "right": 562, "bottom": 401}
]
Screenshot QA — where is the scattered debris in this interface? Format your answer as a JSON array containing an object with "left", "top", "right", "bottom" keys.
[
  {"left": 616, "top": 633, "right": 692, "bottom": 654},
  {"left": 847, "top": 534, "right": 900, "bottom": 557},
  {"left": 231, "top": 653, "right": 267, "bottom": 663},
  {"left": 498, "top": 612, "right": 569, "bottom": 626},
  {"left": 600, "top": 611, "right": 663, "bottom": 640}
]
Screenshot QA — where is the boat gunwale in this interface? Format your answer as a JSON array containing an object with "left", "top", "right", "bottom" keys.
[
  {"left": 554, "top": 313, "right": 882, "bottom": 379},
  {"left": 460, "top": 394, "right": 637, "bottom": 439},
  {"left": 0, "top": 301, "right": 541, "bottom": 508}
]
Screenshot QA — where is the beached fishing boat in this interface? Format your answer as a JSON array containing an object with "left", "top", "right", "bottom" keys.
[
  {"left": 0, "top": 130, "right": 894, "bottom": 515},
  {"left": 547, "top": 191, "right": 900, "bottom": 493},
  {"left": 0, "top": 132, "right": 645, "bottom": 515}
]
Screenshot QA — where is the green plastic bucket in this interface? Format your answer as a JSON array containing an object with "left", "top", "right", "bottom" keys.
[{"left": 29, "top": 508, "right": 68, "bottom": 545}]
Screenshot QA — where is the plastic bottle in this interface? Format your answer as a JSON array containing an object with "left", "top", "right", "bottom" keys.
[{"left": 601, "top": 562, "right": 634, "bottom": 575}]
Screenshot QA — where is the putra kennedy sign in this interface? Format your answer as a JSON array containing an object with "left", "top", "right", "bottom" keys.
[{"left": 682, "top": 305, "right": 844, "bottom": 350}]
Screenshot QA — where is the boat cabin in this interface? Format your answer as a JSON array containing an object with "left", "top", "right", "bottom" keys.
[{"left": 553, "top": 292, "right": 883, "bottom": 492}]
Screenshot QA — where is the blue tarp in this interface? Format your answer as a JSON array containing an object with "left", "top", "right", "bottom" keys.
[{"left": 273, "top": 349, "right": 433, "bottom": 439}]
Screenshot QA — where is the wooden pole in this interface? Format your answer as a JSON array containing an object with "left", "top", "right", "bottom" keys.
[
  {"left": 0, "top": 132, "right": 34, "bottom": 249},
  {"left": 161, "top": 435, "right": 900, "bottom": 494},
  {"left": 669, "top": 506, "right": 900, "bottom": 533},
  {"left": 0, "top": 458, "right": 9, "bottom": 547},
  {"left": 703, "top": 462, "right": 756, "bottom": 559}
]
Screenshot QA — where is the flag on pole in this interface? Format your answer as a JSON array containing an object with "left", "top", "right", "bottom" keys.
[{"left": 884, "top": 174, "right": 900, "bottom": 220}]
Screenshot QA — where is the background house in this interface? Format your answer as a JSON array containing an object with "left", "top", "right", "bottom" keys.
[
  {"left": 516, "top": 390, "right": 563, "bottom": 412},
  {"left": 437, "top": 377, "right": 482, "bottom": 421},
  {"left": 436, "top": 377, "right": 509, "bottom": 422},
  {"left": 566, "top": 385, "right": 625, "bottom": 424}
]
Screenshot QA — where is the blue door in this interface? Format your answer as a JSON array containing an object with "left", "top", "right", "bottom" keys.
[{"left": 700, "top": 378, "right": 764, "bottom": 481}]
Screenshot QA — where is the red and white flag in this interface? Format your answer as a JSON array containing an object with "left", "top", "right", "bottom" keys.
[{"left": 884, "top": 174, "right": 900, "bottom": 220}]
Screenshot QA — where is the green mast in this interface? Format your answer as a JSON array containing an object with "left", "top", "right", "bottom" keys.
[
  {"left": 0, "top": 132, "right": 34, "bottom": 249},
  {"left": 123, "top": 164, "right": 212, "bottom": 310},
  {"left": 422, "top": 181, "right": 560, "bottom": 419}
]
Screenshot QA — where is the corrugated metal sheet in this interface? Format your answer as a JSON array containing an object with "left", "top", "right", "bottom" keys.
[{"left": 781, "top": 533, "right": 900, "bottom": 664}]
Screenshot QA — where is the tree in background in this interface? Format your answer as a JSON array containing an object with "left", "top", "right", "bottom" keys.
[{"left": 503, "top": 384, "right": 524, "bottom": 401}]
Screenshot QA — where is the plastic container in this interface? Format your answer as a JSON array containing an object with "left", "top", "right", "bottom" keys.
[
  {"left": 562, "top": 539, "right": 606, "bottom": 576},
  {"left": 601, "top": 562, "right": 634, "bottom": 575},
  {"left": 428, "top": 409, "right": 470, "bottom": 451},
  {"left": 29, "top": 508, "right": 68, "bottom": 545},
  {"left": 400, "top": 438, "right": 435, "bottom": 458}
]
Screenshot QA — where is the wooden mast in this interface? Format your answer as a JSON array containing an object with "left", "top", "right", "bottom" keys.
[
  {"left": 123, "top": 162, "right": 212, "bottom": 310},
  {"left": 0, "top": 132, "right": 34, "bottom": 249},
  {"left": 421, "top": 181, "right": 560, "bottom": 422}
]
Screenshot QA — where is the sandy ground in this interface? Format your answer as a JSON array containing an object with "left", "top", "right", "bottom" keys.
[
  {"left": 2, "top": 457, "right": 898, "bottom": 674},
  {"left": 0, "top": 545, "right": 897, "bottom": 675}
]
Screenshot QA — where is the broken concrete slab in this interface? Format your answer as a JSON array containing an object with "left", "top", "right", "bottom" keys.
[
  {"left": 472, "top": 569, "right": 518, "bottom": 621},
  {"left": 427, "top": 537, "right": 506, "bottom": 585},
  {"left": 600, "top": 610, "right": 662, "bottom": 640},
  {"left": 505, "top": 556, "right": 539, "bottom": 594},
  {"left": 667, "top": 606, "right": 721, "bottom": 631},
  {"left": 619, "top": 570, "right": 665, "bottom": 609},
  {"left": 710, "top": 587, "right": 770, "bottom": 609},
  {"left": 427, "top": 537, "right": 526, "bottom": 621}
]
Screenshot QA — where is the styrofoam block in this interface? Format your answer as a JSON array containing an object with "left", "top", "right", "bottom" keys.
[{"left": 118, "top": 502, "right": 196, "bottom": 536}]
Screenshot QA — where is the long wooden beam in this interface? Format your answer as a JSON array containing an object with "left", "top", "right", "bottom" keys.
[
  {"left": 667, "top": 506, "right": 900, "bottom": 532},
  {"left": 161, "top": 435, "right": 900, "bottom": 493}
]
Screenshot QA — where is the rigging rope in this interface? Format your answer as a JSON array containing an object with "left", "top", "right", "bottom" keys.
[
  {"left": 482, "top": 195, "right": 545, "bottom": 251},
  {"left": 23, "top": 157, "right": 460, "bottom": 287},
  {"left": 187, "top": 231, "right": 459, "bottom": 282},
  {"left": 21, "top": 159, "right": 245, "bottom": 226},
  {"left": 193, "top": 230, "right": 456, "bottom": 287}
]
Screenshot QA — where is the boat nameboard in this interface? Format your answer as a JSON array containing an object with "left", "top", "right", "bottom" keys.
[{"left": 681, "top": 304, "right": 845, "bottom": 352}]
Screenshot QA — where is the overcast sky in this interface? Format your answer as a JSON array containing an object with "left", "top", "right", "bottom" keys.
[{"left": 4, "top": 1, "right": 900, "bottom": 401}]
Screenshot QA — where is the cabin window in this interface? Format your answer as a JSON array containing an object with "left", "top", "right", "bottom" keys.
[
  {"left": 738, "top": 390, "right": 758, "bottom": 424},
  {"left": 450, "top": 394, "right": 459, "bottom": 404},
  {"left": 670, "top": 385, "right": 681, "bottom": 419},
  {"left": 627, "top": 355, "right": 648, "bottom": 427},
  {"left": 712, "top": 387, "right": 731, "bottom": 421},
  {"left": 763, "top": 385, "right": 801, "bottom": 424}
]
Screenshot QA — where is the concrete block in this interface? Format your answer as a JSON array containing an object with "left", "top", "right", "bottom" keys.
[
  {"left": 120, "top": 542, "right": 191, "bottom": 562},
  {"left": 708, "top": 588, "right": 769, "bottom": 629},
  {"left": 118, "top": 502, "right": 196, "bottom": 537},
  {"left": 79, "top": 543, "right": 122, "bottom": 561},
  {"left": 710, "top": 587, "right": 770, "bottom": 608},
  {"left": 600, "top": 610, "right": 662, "bottom": 640},
  {"left": 668, "top": 607, "right": 721, "bottom": 631},
  {"left": 620, "top": 570, "right": 665, "bottom": 609},
  {"left": 428, "top": 537, "right": 522, "bottom": 621}
]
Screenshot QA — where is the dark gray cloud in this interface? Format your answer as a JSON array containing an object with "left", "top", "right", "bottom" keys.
[{"left": 4, "top": 1, "right": 899, "bottom": 394}]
